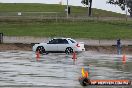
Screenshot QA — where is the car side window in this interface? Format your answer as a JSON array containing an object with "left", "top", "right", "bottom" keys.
[
  {"left": 68, "top": 39, "right": 76, "bottom": 43},
  {"left": 48, "top": 39, "right": 58, "bottom": 44},
  {"left": 63, "top": 39, "right": 69, "bottom": 44},
  {"left": 57, "top": 39, "right": 69, "bottom": 44},
  {"left": 58, "top": 39, "right": 63, "bottom": 44}
]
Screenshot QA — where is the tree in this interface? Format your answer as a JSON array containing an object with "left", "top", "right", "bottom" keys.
[
  {"left": 107, "top": 0, "right": 132, "bottom": 17},
  {"left": 81, "top": 0, "right": 89, "bottom": 6},
  {"left": 81, "top": 0, "right": 92, "bottom": 16}
]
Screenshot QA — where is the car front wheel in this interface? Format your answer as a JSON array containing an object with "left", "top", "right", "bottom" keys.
[{"left": 65, "top": 47, "right": 73, "bottom": 54}]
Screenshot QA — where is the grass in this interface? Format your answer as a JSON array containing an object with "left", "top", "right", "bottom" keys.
[
  {"left": 0, "top": 3, "right": 131, "bottom": 39},
  {"left": 0, "top": 21, "right": 132, "bottom": 39},
  {"left": 0, "top": 3, "right": 125, "bottom": 17}
]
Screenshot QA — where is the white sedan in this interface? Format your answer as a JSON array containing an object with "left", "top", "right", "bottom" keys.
[{"left": 32, "top": 38, "right": 85, "bottom": 54}]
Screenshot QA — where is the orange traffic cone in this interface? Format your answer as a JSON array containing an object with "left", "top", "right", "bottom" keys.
[
  {"left": 85, "top": 71, "right": 89, "bottom": 78},
  {"left": 122, "top": 54, "right": 126, "bottom": 64},
  {"left": 36, "top": 51, "right": 40, "bottom": 61},
  {"left": 72, "top": 51, "right": 77, "bottom": 60},
  {"left": 82, "top": 68, "right": 89, "bottom": 78}
]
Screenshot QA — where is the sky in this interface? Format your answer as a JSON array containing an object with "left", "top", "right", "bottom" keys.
[{"left": 0, "top": 0, "right": 127, "bottom": 14}]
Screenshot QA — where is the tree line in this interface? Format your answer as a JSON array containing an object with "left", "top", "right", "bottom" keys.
[{"left": 81, "top": 0, "right": 132, "bottom": 17}]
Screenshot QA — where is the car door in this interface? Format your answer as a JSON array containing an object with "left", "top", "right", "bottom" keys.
[
  {"left": 57, "top": 39, "right": 69, "bottom": 51},
  {"left": 46, "top": 39, "right": 58, "bottom": 51}
]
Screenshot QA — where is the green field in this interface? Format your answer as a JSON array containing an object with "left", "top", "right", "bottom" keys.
[
  {"left": 0, "top": 3, "right": 131, "bottom": 39},
  {"left": 0, "top": 21, "right": 132, "bottom": 39},
  {"left": 0, "top": 3, "right": 125, "bottom": 17}
]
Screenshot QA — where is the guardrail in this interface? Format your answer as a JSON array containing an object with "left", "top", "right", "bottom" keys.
[{"left": 0, "top": 12, "right": 132, "bottom": 22}]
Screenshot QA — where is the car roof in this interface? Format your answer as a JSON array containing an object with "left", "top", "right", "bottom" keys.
[{"left": 53, "top": 37, "right": 71, "bottom": 40}]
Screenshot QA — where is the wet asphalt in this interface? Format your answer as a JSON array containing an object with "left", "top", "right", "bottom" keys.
[{"left": 0, "top": 51, "right": 132, "bottom": 88}]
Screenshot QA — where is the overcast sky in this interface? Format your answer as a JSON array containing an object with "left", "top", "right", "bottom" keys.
[{"left": 0, "top": 0, "right": 127, "bottom": 14}]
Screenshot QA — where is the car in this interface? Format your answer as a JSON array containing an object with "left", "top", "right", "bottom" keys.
[{"left": 32, "top": 38, "right": 85, "bottom": 54}]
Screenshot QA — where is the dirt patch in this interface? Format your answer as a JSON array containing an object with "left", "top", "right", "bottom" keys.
[
  {"left": 0, "top": 43, "right": 132, "bottom": 54},
  {"left": 0, "top": 43, "right": 32, "bottom": 51}
]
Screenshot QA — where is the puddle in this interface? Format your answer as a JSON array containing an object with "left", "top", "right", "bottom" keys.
[{"left": 0, "top": 51, "right": 132, "bottom": 88}]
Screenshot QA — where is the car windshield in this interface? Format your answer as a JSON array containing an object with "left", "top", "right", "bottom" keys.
[{"left": 68, "top": 39, "right": 76, "bottom": 43}]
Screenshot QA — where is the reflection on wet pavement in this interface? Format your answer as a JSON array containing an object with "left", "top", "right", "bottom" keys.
[{"left": 0, "top": 51, "right": 132, "bottom": 88}]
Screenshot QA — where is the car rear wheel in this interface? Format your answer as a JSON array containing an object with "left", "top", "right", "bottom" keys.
[
  {"left": 65, "top": 47, "right": 73, "bottom": 54},
  {"left": 36, "top": 46, "right": 46, "bottom": 54}
]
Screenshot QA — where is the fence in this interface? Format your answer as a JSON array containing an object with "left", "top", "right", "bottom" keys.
[
  {"left": 0, "top": 12, "right": 132, "bottom": 22},
  {"left": 3, "top": 36, "right": 132, "bottom": 46}
]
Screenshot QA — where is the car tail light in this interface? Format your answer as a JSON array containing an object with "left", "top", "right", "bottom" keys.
[{"left": 76, "top": 44, "right": 80, "bottom": 47}]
